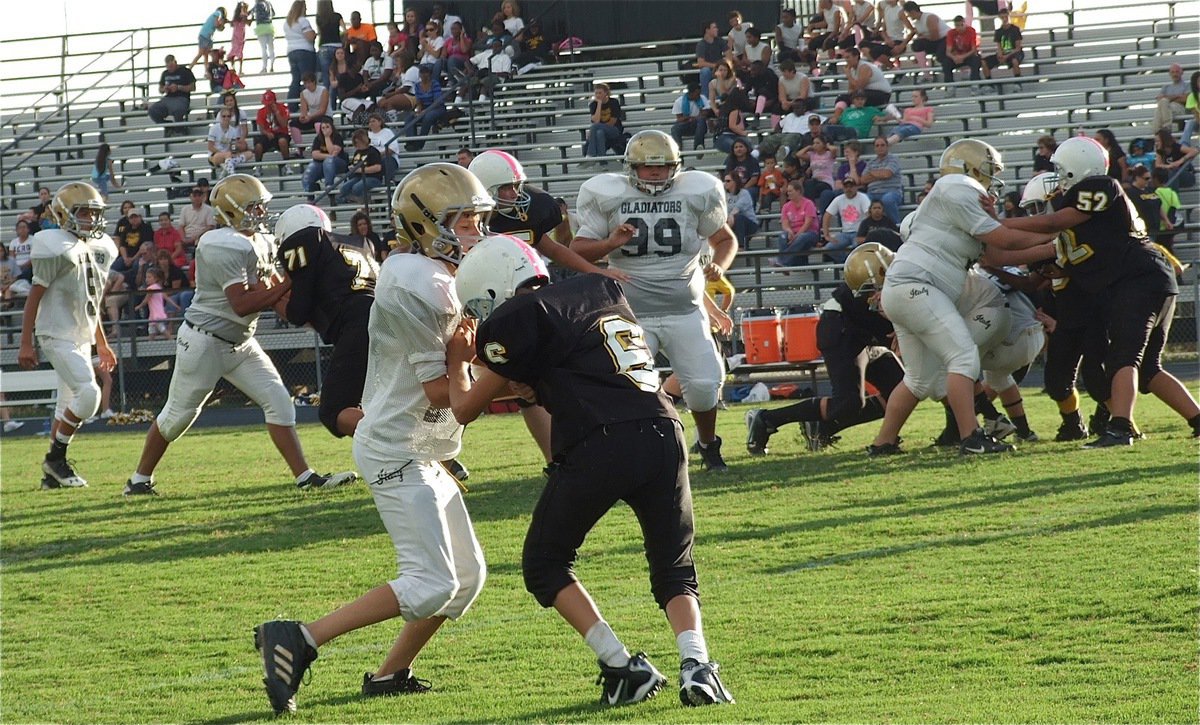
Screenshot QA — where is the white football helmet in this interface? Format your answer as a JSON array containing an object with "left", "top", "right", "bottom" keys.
[
  {"left": 1019, "top": 172, "right": 1061, "bottom": 215},
  {"left": 274, "top": 203, "right": 332, "bottom": 244},
  {"left": 1049, "top": 136, "right": 1109, "bottom": 192},
  {"left": 468, "top": 149, "right": 532, "bottom": 220},
  {"left": 624, "top": 130, "right": 682, "bottom": 196},
  {"left": 455, "top": 234, "right": 550, "bottom": 321}
]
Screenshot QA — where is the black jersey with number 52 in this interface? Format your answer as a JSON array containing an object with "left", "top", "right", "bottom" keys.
[
  {"left": 1055, "top": 175, "right": 1176, "bottom": 295},
  {"left": 276, "top": 227, "right": 378, "bottom": 343},
  {"left": 476, "top": 274, "right": 677, "bottom": 457}
]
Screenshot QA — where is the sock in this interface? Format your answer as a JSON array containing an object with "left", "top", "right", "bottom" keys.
[
  {"left": 942, "top": 401, "right": 956, "bottom": 432},
  {"left": 1060, "top": 409, "right": 1082, "bottom": 425},
  {"left": 130, "top": 472, "right": 153, "bottom": 485},
  {"left": 974, "top": 391, "right": 1000, "bottom": 420},
  {"left": 584, "top": 620, "right": 630, "bottom": 668},
  {"left": 1057, "top": 390, "right": 1080, "bottom": 415},
  {"left": 295, "top": 468, "right": 317, "bottom": 485},
  {"left": 298, "top": 623, "right": 318, "bottom": 650},
  {"left": 763, "top": 397, "right": 822, "bottom": 427},
  {"left": 1013, "top": 414, "right": 1031, "bottom": 436},
  {"left": 48, "top": 438, "right": 69, "bottom": 461},
  {"left": 676, "top": 629, "right": 709, "bottom": 665},
  {"left": 1188, "top": 414, "right": 1200, "bottom": 433},
  {"left": 1109, "top": 416, "right": 1134, "bottom": 434}
]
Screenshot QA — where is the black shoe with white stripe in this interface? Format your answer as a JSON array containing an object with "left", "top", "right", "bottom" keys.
[
  {"left": 679, "top": 658, "right": 735, "bottom": 706},
  {"left": 596, "top": 652, "right": 667, "bottom": 705},
  {"left": 255, "top": 620, "right": 318, "bottom": 715},
  {"left": 361, "top": 669, "right": 432, "bottom": 697}
]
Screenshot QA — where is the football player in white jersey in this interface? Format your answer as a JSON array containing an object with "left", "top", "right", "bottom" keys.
[
  {"left": 869, "top": 139, "right": 1055, "bottom": 456},
  {"left": 255, "top": 164, "right": 490, "bottom": 716},
  {"left": 17, "top": 182, "right": 119, "bottom": 489},
  {"left": 571, "top": 130, "right": 738, "bottom": 471},
  {"left": 123, "top": 175, "right": 357, "bottom": 496}
]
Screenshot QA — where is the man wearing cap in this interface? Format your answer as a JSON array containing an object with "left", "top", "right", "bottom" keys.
[
  {"left": 254, "top": 90, "right": 292, "bottom": 162},
  {"left": 116, "top": 210, "right": 155, "bottom": 263},
  {"left": 981, "top": 9, "right": 1024, "bottom": 90}
]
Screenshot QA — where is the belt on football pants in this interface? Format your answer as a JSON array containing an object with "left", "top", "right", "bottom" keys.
[{"left": 184, "top": 319, "right": 241, "bottom": 346}]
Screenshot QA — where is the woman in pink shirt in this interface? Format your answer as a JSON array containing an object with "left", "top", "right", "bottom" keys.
[
  {"left": 886, "top": 89, "right": 935, "bottom": 145},
  {"left": 775, "top": 180, "right": 821, "bottom": 267}
]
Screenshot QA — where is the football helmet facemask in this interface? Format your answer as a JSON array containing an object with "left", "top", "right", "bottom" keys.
[
  {"left": 274, "top": 203, "right": 332, "bottom": 244},
  {"left": 1019, "top": 172, "right": 1061, "bottom": 215},
  {"left": 211, "top": 174, "right": 273, "bottom": 231},
  {"left": 51, "top": 182, "right": 107, "bottom": 239},
  {"left": 392, "top": 163, "right": 495, "bottom": 265},
  {"left": 1049, "top": 136, "right": 1109, "bottom": 193},
  {"left": 939, "top": 139, "right": 1005, "bottom": 199},
  {"left": 843, "top": 242, "right": 895, "bottom": 298},
  {"left": 455, "top": 234, "right": 550, "bottom": 322},
  {"left": 624, "top": 130, "right": 682, "bottom": 196},
  {"left": 468, "top": 150, "right": 532, "bottom": 220}
]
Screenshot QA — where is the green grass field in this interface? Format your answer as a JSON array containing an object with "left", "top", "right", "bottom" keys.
[{"left": 1, "top": 391, "right": 1196, "bottom": 724}]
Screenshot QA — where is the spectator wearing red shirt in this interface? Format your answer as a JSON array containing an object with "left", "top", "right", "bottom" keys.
[
  {"left": 943, "top": 15, "right": 982, "bottom": 96},
  {"left": 154, "top": 212, "right": 185, "bottom": 256},
  {"left": 254, "top": 90, "right": 292, "bottom": 161}
]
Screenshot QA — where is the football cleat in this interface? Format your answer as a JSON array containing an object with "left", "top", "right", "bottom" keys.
[
  {"left": 361, "top": 670, "right": 432, "bottom": 697},
  {"left": 297, "top": 470, "right": 360, "bottom": 490},
  {"left": 1083, "top": 427, "right": 1134, "bottom": 449},
  {"left": 1088, "top": 404, "right": 1110, "bottom": 438},
  {"left": 1054, "top": 419, "right": 1089, "bottom": 442},
  {"left": 679, "top": 658, "right": 735, "bottom": 706},
  {"left": 255, "top": 620, "right": 318, "bottom": 715},
  {"left": 932, "top": 425, "right": 960, "bottom": 448},
  {"left": 983, "top": 415, "right": 1018, "bottom": 440},
  {"left": 866, "top": 441, "right": 902, "bottom": 457},
  {"left": 42, "top": 457, "right": 87, "bottom": 488},
  {"left": 123, "top": 479, "right": 159, "bottom": 496},
  {"left": 744, "top": 409, "right": 776, "bottom": 456},
  {"left": 697, "top": 436, "right": 729, "bottom": 472},
  {"left": 959, "top": 428, "right": 1015, "bottom": 455},
  {"left": 40, "top": 473, "right": 60, "bottom": 490},
  {"left": 1015, "top": 429, "right": 1040, "bottom": 443},
  {"left": 596, "top": 652, "right": 667, "bottom": 706}
]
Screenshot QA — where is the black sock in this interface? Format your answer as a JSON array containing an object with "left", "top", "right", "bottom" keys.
[
  {"left": 762, "top": 397, "right": 823, "bottom": 428},
  {"left": 1013, "top": 414, "right": 1031, "bottom": 436},
  {"left": 1061, "top": 409, "right": 1082, "bottom": 425},
  {"left": 974, "top": 391, "right": 1000, "bottom": 420},
  {"left": 829, "top": 396, "right": 886, "bottom": 434},
  {"left": 47, "top": 439, "right": 68, "bottom": 461},
  {"left": 1109, "top": 416, "right": 1134, "bottom": 434},
  {"left": 943, "top": 402, "right": 956, "bottom": 431},
  {"left": 1188, "top": 414, "right": 1200, "bottom": 432}
]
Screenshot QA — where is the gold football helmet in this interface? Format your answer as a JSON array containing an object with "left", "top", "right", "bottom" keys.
[
  {"left": 392, "top": 163, "right": 495, "bottom": 264},
  {"left": 211, "top": 174, "right": 273, "bottom": 231},
  {"left": 50, "top": 181, "right": 106, "bottom": 239},
  {"left": 624, "top": 129, "right": 682, "bottom": 196},
  {"left": 843, "top": 242, "right": 895, "bottom": 297},
  {"left": 939, "top": 138, "right": 1005, "bottom": 198}
]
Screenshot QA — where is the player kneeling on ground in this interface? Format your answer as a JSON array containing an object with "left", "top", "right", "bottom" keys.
[{"left": 447, "top": 235, "right": 735, "bottom": 707}]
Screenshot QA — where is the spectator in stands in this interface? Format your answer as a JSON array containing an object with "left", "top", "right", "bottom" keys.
[
  {"left": 402, "top": 66, "right": 448, "bottom": 150},
  {"left": 346, "top": 210, "right": 385, "bottom": 262},
  {"left": 724, "top": 173, "right": 759, "bottom": 248},
  {"left": 113, "top": 200, "right": 136, "bottom": 256},
  {"left": 798, "top": 134, "right": 836, "bottom": 200},
  {"left": 302, "top": 117, "right": 348, "bottom": 198},
  {"left": 90, "top": 143, "right": 121, "bottom": 200},
  {"left": 856, "top": 199, "right": 901, "bottom": 249},
  {"left": 756, "top": 99, "right": 818, "bottom": 160},
  {"left": 695, "top": 21, "right": 725, "bottom": 93},
  {"left": 30, "top": 187, "right": 55, "bottom": 232},
  {"left": 207, "top": 107, "right": 253, "bottom": 176},
  {"left": 179, "top": 188, "right": 216, "bottom": 250},
  {"left": 150, "top": 248, "right": 194, "bottom": 312},
  {"left": 252, "top": 91, "right": 291, "bottom": 163},
  {"left": 334, "top": 47, "right": 374, "bottom": 120},
  {"left": 707, "top": 59, "right": 739, "bottom": 120},
  {"left": 981, "top": 8, "right": 1023, "bottom": 91},
  {"left": 861, "top": 136, "right": 904, "bottom": 223},
  {"left": 819, "top": 140, "right": 867, "bottom": 216},
  {"left": 465, "top": 36, "right": 513, "bottom": 102},
  {"left": 222, "top": 91, "right": 250, "bottom": 135},
  {"left": 365, "top": 112, "right": 401, "bottom": 181},
  {"left": 7, "top": 219, "right": 33, "bottom": 283},
  {"left": 190, "top": 7, "right": 229, "bottom": 70},
  {"left": 713, "top": 87, "right": 753, "bottom": 154},
  {"left": 671, "top": 83, "right": 710, "bottom": 150},
  {"left": 397, "top": 7, "right": 422, "bottom": 60},
  {"left": 116, "top": 211, "right": 154, "bottom": 263},
  {"left": 806, "top": 0, "right": 847, "bottom": 62},
  {"left": 1154, "top": 127, "right": 1198, "bottom": 190},
  {"left": 289, "top": 71, "right": 330, "bottom": 137},
  {"left": 1129, "top": 137, "right": 1157, "bottom": 171},
  {"left": 431, "top": 3, "right": 463, "bottom": 40},
  {"left": 154, "top": 212, "right": 184, "bottom": 256},
  {"left": 828, "top": 91, "right": 887, "bottom": 141},
  {"left": 149, "top": 55, "right": 198, "bottom": 137},
  {"left": 103, "top": 268, "right": 130, "bottom": 330},
  {"left": 0, "top": 243, "right": 25, "bottom": 310},
  {"left": 284, "top": 0, "right": 319, "bottom": 112},
  {"left": 1126, "top": 165, "right": 1168, "bottom": 241},
  {"left": 775, "top": 180, "right": 821, "bottom": 265},
  {"left": 314, "top": 1, "right": 345, "bottom": 108},
  {"left": 847, "top": 0, "right": 878, "bottom": 43},
  {"left": 1093, "top": 129, "right": 1128, "bottom": 181},
  {"left": 133, "top": 267, "right": 181, "bottom": 340},
  {"left": 581, "top": 82, "right": 625, "bottom": 166},
  {"left": 361, "top": 41, "right": 397, "bottom": 103},
  {"left": 817, "top": 177, "right": 871, "bottom": 262},
  {"left": 253, "top": 0, "right": 277, "bottom": 74},
  {"left": 777, "top": 60, "right": 810, "bottom": 112},
  {"left": 1151, "top": 167, "right": 1181, "bottom": 251},
  {"left": 902, "top": 2, "right": 950, "bottom": 83},
  {"left": 726, "top": 10, "right": 753, "bottom": 63},
  {"left": 512, "top": 19, "right": 550, "bottom": 72},
  {"left": 345, "top": 10, "right": 378, "bottom": 67},
  {"left": 885, "top": 88, "right": 934, "bottom": 145},
  {"left": 999, "top": 191, "right": 1024, "bottom": 219},
  {"left": 339, "top": 129, "right": 385, "bottom": 203},
  {"left": 456, "top": 147, "right": 476, "bottom": 167},
  {"left": 832, "top": 47, "right": 893, "bottom": 113},
  {"left": 758, "top": 155, "right": 787, "bottom": 212},
  {"left": 775, "top": 8, "right": 803, "bottom": 62},
  {"left": 498, "top": 0, "right": 525, "bottom": 37},
  {"left": 739, "top": 27, "right": 772, "bottom": 72},
  {"left": 1033, "top": 134, "right": 1057, "bottom": 173},
  {"left": 445, "top": 21, "right": 473, "bottom": 80},
  {"left": 419, "top": 20, "right": 446, "bottom": 80},
  {"left": 724, "top": 138, "right": 761, "bottom": 205},
  {"left": 1153, "top": 63, "right": 1188, "bottom": 132},
  {"left": 228, "top": 2, "right": 250, "bottom": 75},
  {"left": 943, "top": 15, "right": 982, "bottom": 95},
  {"left": 206, "top": 48, "right": 233, "bottom": 94},
  {"left": 874, "top": 0, "right": 911, "bottom": 69},
  {"left": 745, "top": 61, "right": 781, "bottom": 123}
]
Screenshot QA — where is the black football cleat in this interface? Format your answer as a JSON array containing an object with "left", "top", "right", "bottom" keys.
[
  {"left": 255, "top": 620, "right": 318, "bottom": 715},
  {"left": 679, "top": 658, "right": 735, "bottom": 706},
  {"left": 959, "top": 428, "right": 1014, "bottom": 455},
  {"left": 123, "top": 479, "right": 159, "bottom": 496},
  {"left": 1054, "top": 419, "right": 1089, "bottom": 442},
  {"left": 361, "top": 670, "right": 432, "bottom": 697},
  {"left": 866, "top": 441, "right": 903, "bottom": 457},
  {"left": 697, "top": 436, "right": 729, "bottom": 472},
  {"left": 596, "top": 652, "right": 667, "bottom": 706},
  {"left": 744, "top": 409, "right": 775, "bottom": 456},
  {"left": 1083, "top": 427, "right": 1134, "bottom": 449}
]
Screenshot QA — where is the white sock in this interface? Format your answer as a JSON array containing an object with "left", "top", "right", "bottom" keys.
[
  {"left": 295, "top": 468, "right": 316, "bottom": 484},
  {"left": 298, "top": 623, "right": 318, "bottom": 650},
  {"left": 130, "top": 472, "right": 153, "bottom": 485},
  {"left": 584, "top": 620, "right": 630, "bottom": 668},
  {"left": 676, "top": 629, "right": 710, "bottom": 664}
]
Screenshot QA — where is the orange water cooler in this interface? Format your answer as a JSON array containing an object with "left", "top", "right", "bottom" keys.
[
  {"left": 741, "top": 309, "right": 784, "bottom": 364},
  {"left": 782, "top": 306, "right": 821, "bottom": 362}
]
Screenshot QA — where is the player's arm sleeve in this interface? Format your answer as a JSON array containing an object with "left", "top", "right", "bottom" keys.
[
  {"left": 278, "top": 234, "right": 317, "bottom": 326},
  {"left": 476, "top": 298, "right": 545, "bottom": 385},
  {"left": 386, "top": 287, "right": 457, "bottom": 383},
  {"left": 573, "top": 184, "right": 610, "bottom": 240},
  {"left": 536, "top": 200, "right": 564, "bottom": 245},
  {"left": 30, "top": 247, "right": 69, "bottom": 288},
  {"left": 202, "top": 244, "right": 252, "bottom": 291},
  {"left": 695, "top": 176, "right": 731, "bottom": 238}
]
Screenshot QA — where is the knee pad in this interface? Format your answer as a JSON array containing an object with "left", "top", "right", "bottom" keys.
[
  {"left": 944, "top": 344, "right": 981, "bottom": 381},
  {"left": 522, "top": 543, "right": 577, "bottom": 608},
  {"left": 679, "top": 378, "right": 722, "bottom": 413},
  {"left": 260, "top": 382, "right": 297, "bottom": 427},
  {"left": 442, "top": 560, "right": 487, "bottom": 620},
  {"left": 156, "top": 402, "right": 203, "bottom": 443},
  {"left": 62, "top": 381, "right": 101, "bottom": 423}
]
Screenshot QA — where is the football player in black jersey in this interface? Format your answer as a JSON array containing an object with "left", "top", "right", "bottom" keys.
[
  {"left": 446, "top": 236, "right": 734, "bottom": 708},
  {"left": 745, "top": 243, "right": 905, "bottom": 455},
  {"left": 1002, "top": 137, "right": 1200, "bottom": 446},
  {"left": 274, "top": 204, "right": 378, "bottom": 437},
  {"left": 468, "top": 149, "right": 630, "bottom": 465}
]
